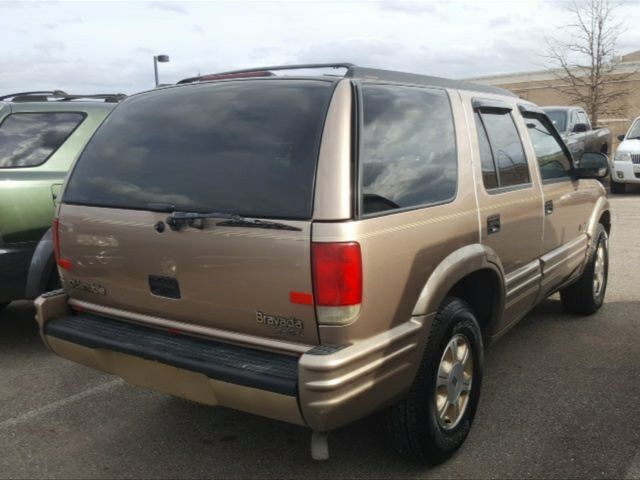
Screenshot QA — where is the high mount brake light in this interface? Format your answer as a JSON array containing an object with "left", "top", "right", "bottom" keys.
[{"left": 312, "top": 242, "right": 362, "bottom": 325}]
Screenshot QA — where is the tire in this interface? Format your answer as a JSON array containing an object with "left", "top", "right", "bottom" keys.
[
  {"left": 560, "top": 224, "right": 609, "bottom": 315},
  {"left": 384, "top": 297, "right": 483, "bottom": 464},
  {"left": 610, "top": 181, "right": 625, "bottom": 194},
  {"left": 0, "top": 302, "right": 8, "bottom": 311}
]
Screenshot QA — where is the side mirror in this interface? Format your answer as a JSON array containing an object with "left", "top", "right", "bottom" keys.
[
  {"left": 617, "top": 134, "right": 626, "bottom": 141},
  {"left": 573, "top": 123, "right": 588, "bottom": 133},
  {"left": 574, "top": 152, "right": 609, "bottom": 179}
]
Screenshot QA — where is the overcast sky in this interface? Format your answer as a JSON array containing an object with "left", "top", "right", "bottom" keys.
[{"left": 2, "top": 0, "right": 640, "bottom": 95}]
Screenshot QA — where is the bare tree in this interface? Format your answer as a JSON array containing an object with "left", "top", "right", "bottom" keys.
[{"left": 544, "top": 0, "right": 632, "bottom": 127}]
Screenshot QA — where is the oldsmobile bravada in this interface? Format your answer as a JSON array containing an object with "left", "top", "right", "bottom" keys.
[{"left": 36, "top": 64, "right": 611, "bottom": 463}]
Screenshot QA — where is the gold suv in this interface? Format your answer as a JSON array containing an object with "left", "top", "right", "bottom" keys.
[{"left": 35, "top": 64, "right": 611, "bottom": 464}]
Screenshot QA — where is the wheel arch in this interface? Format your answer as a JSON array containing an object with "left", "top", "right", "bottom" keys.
[
  {"left": 24, "top": 228, "right": 57, "bottom": 299},
  {"left": 412, "top": 244, "right": 506, "bottom": 342},
  {"left": 587, "top": 196, "right": 611, "bottom": 240}
]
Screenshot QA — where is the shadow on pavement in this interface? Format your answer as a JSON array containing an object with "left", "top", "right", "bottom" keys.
[{"left": 0, "top": 300, "right": 40, "bottom": 350}]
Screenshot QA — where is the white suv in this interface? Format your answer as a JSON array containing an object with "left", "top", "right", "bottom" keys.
[{"left": 611, "top": 116, "right": 640, "bottom": 193}]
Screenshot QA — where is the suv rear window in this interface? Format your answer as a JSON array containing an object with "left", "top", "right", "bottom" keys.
[
  {"left": 64, "top": 80, "right": 334, "bottom": 219},
  {"left": 0, "top": 112, "right": 85, "bottom": 168}
]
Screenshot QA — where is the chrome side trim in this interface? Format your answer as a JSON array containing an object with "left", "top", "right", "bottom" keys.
[
  {"left": 541, "top": 235, "right": 588, "bottom": 275},
  {"left": 503, "top": 260, "right": 542, "bottom": 310},
  {"left": 67, "top": 299, "right": 312, "bottom": 355}
]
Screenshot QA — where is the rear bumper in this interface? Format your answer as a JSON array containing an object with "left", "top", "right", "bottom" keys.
[
  {"left": 36, "top": 292, "right": 429, "bottom": 432},
  {"left": 0, "top": 242, "right": 34, "bottom": 302},
  {"left": 611, "top": 161, "right": 640, "bottom": 184}
]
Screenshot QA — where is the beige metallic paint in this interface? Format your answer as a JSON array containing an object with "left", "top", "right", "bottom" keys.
[
  {"left": 56, "top": 204, "right": 320, "bottom": 345},
  {"left": 35, "top": 79, "right": 611, "bottom": 437},
  {"left": 46, "top": 336, "right": 305, "bottom": 426},
  {"left": 313, "top": 79, "right": 353, "bottom": 221}
]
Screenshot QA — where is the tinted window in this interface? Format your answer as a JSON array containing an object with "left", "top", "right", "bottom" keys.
[
  {"left": 474, "top": 112, "right": 499, "bottom": 189},
  {"left": 360, "top": 85, "right": 457, "bottom": 215},
  {"left": 577, "top": 110, "right": 589, "bottom": 127},
  {"left": 571, "top": 110, "right": 580, "bottom": 127},
  {"left": 525, "top": 116, "right": 571, "bottom": 180},
  {"left": 545, "top": 110, "right": 567, "bottom": 133},
  {"left": 0, "top": 112, "right": 85, "bottom": 168},
  {"left": 64, "top": 80, "right": 334, "bottom": 219},
  {"left": 479, "top": 111, "right": 530, "bottom": 188},
  {"left": 627, "top": 119, "right": 640, "bottom": 139}
]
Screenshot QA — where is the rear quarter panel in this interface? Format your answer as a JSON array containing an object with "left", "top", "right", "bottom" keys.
[{"left": 313, "top": 87, "right": 480, "bottom": 345}]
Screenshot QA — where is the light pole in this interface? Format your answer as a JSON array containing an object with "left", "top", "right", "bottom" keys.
[{"left": 153, "top": 54, "right": 170, "bottom": 87}]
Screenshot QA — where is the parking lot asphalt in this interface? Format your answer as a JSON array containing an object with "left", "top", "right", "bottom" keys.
[{"left": 1, "top": 194, "right": 639, "bottom": 480}]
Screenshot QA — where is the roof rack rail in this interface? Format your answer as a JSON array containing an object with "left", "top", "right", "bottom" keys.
[
  {"left": 177, "top": 63, "right": 355, "bottom": 84},
  {"left": 0, "top": 90, "right": 68, "bottom": 101},
  {"left": 0, "top": 91, "right": 126, "bottom": 103},
  {"left": 175, "top": 62, "right": 517, "bottom": 98}
]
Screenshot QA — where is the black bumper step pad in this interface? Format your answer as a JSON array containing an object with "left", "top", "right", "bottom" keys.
[{"left": 45, "top": 313, "right": 299, "bottom": 396}]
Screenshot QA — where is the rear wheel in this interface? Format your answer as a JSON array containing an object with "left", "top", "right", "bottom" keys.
[
  {"left": 610, "top": 181, "right": 626, "bottom": 194},
  {"left": 385, "top": 297, "right": 483, "bottom": 464},
  {"left": 560, "top": 224, "right": 608, "bottom": 315},
  {"left": 0, "top": 302, "right": 8, "bottom": 311}
]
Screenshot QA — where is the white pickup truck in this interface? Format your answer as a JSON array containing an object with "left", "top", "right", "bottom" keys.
[{"left": 610, "top": 116, "right": 640, "bottom": 193}]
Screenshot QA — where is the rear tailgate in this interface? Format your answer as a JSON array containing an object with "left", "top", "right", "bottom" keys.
[
  {"left": 57, "top": 79, "right": 338, "bottom": 346},
  {"left": 57, "top": 204, "right": 318, "bottom": 343}
]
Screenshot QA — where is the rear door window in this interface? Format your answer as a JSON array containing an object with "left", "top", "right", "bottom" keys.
[
  {"left": 359, "top": 84, "right": 457, "bottom": 215},
  {"left": 63, "top": 80, "right": 334, "bottom": 219},
  {"left": 0, "top": 112, "right": 86, "bottom": 168}
]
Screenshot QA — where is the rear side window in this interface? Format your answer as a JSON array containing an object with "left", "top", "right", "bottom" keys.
[
  {"left": 64, "top": 80, "right": 334, "bottom": 219},
  {"left": 475, "top": 110, "right": 530, "bottom": 190},
  {"left": 0, "top": 112, "right": 85, "bottom": 168},
  {"left": 359, "top": 84, "right": 457, "bottom": 215}
]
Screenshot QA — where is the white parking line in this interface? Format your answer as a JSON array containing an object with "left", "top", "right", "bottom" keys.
[
  {"left": 627, "top": 449, "right": 640, "bottom": 480},
  {"left": 0, "top": 379, "right": 123, "bottom": 430}
]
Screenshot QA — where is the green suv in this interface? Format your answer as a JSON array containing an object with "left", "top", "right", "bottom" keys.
[{"left": 0, "top": 91, "right": 124, "bottom": 310}]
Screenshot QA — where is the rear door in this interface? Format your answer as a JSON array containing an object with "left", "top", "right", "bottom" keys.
[
  {"left": 58, "top": 79, "right": 338, "bottom": 345},
  {"left": 464, "top": 94, "right": 544, "bottom": 333}
]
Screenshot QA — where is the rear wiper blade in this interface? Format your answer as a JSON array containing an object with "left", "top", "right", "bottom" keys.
[
  {"left": 217, "top": 215, "right": 302, "bottom": 232},
  {"left": 166, "top": 211, "right": 233, "bottom": 231},
  {"left": 165, "top": 211, "right": 301, "bottom": 232}
]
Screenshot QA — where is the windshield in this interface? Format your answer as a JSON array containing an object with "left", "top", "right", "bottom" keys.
[
  {"left": 626, "top": 119, "right": 640, "bottom": 139},
  {"left": 63, "top": 79, "right": 335, "bottom": 219},
  {"left": 544, "top": 110, "right": 567, "bottom": 133}
]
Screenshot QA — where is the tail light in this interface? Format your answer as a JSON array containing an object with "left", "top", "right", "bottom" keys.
[
  {"left": 52, "top": 218, "right": 72, "bottom": 270},
  {"left": 312, "top": 242, "right": 362, "bottom": 325}
]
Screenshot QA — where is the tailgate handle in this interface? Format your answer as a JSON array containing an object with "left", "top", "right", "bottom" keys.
[{"left": 149, "top": 275, "right": 181, "bottom": 299}]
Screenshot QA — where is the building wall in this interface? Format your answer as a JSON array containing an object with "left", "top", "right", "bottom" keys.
[{"left": 470, "top": 52, "right": 640, "bottom": 149}]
